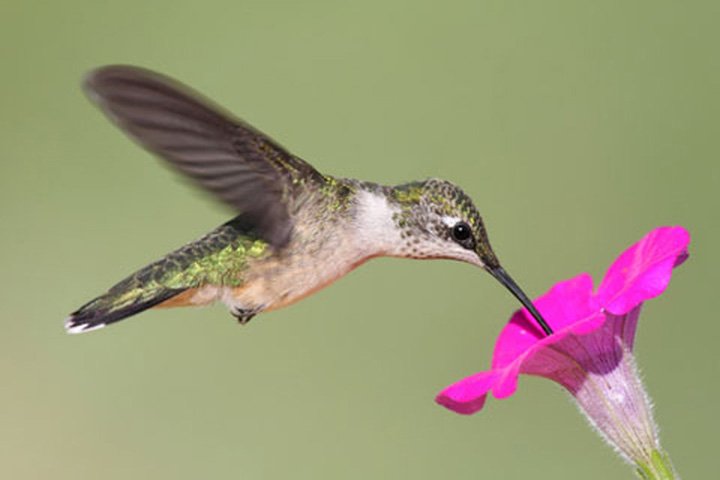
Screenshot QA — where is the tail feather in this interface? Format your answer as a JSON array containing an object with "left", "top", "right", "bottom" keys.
[
  {"left": 65, "top": 215, "right": 255, "bottom": 334},
  {"left": 65, "top": 286, "right": 186, "bottom": 334}
]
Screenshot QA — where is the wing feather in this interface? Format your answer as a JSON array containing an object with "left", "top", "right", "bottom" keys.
[{"left": 84, "top": 65, "right": 324, "bottom": 248}]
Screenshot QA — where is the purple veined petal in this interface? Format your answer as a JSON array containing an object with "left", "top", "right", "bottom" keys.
[
  {"left": 567, "top": 311, "right": 606, "bottom": 335},
  {"left": 596, "top": 226, "right": 690, "bottom": 315},
  {"left": 493, "top": 310, "right": 607, "bottom": 398}
]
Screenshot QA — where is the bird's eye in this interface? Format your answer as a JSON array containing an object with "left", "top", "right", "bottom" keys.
[{"left": 451, "top": 221, "right": 473, "bottom": 244}]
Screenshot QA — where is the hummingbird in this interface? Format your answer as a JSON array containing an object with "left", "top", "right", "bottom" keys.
[{"left": 65, "top": 65, "right": 553, "bottom": 336}]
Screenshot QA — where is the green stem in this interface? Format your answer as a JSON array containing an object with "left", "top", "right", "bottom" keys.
[{"left": 635, "top": 450, "right": 679, "bottom": 480}]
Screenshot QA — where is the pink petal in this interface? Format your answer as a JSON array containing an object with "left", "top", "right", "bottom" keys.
[
  {"left": 436, "top": 371, "right": 498, "bottom": 414},
  {"left": 596, "top": 227, "right": 690, "bottom": 315},
  {"left": 491, "top": 274, "right": 596, "bottom": 369},
  {"left": 492, "top": 364, "right": 521, "bottom": 398}
]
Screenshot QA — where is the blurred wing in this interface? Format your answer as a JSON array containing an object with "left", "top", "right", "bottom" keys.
[{"left": 84, "top": 65, "right": 323, "bottom": 248}]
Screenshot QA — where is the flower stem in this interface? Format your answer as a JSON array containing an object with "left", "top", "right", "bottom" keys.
[{"left": 635, "top": 450, "right": 678, "bottom": 480}]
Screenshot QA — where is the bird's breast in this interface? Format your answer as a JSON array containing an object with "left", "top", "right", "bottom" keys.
[{"left": 221, "top": 228, "right": 372, "bottom": 313}]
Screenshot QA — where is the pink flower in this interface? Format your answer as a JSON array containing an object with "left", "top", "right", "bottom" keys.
[{"left": 437, "top": 227, "right": 689, "bottom": 477}]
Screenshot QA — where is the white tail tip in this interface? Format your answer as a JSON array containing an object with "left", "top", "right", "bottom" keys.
[{"left": 64, "top": 317, "right": 107, "bottom": 335}]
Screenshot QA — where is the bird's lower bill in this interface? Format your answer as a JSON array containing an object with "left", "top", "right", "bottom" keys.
[{"left": 486, "top": 266, "right": 554, "bottom": 336}]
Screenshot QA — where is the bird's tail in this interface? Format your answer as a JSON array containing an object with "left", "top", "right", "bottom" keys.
[
  {"left": 65, "top": 217, "right": 255, "bottom": 334},
  {"left": 65, "top": 273, "right": 187, "bottom": 334}
]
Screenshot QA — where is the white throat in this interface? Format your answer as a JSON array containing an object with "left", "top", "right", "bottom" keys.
[{"left": 353, "top": 190, "right": 402, "bottom": 256}]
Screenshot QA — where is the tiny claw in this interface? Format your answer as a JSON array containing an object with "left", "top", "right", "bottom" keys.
[{"left": 231, "top": 307, "right": 257, "bottom": 325}]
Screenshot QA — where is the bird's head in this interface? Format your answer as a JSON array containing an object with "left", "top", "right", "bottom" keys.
[
  {"left": 390, "top": 178, "right": 498, "bottom": 267},
  {"left": 389, "top": 178, "right": 553, "bottom": 335}
]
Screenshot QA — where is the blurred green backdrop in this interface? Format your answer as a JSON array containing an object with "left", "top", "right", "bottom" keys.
[{"left": 1, "top": 1, "right": 717, "bottom": 478}]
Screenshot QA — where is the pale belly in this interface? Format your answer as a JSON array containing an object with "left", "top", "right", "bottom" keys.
[{"left": 182, "top": 247, "right": 374, "bottom": 317}]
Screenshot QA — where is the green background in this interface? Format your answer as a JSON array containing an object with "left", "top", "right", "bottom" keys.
[{"left": 1, "top": 1, "right": 717, "bottom": 478}]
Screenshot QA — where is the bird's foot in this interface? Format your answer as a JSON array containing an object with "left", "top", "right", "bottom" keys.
[{"left": 231, "top": 307, "right": 260, "bottom": 325}]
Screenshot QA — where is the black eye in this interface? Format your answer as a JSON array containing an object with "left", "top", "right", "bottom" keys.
[{"left": 451, "top": 222, "right": 473, "bottom": 244}]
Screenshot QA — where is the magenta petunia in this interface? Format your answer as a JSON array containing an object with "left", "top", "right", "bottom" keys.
[
  {"left": 436, "top": 226, "right": 690, "bottom": 416},
  {"left": 437, "top": 226, "right": 690, "bottom": 476}
]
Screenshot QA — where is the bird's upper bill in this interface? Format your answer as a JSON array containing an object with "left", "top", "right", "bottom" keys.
[{"left": 437, "top": 226, "right": 690, "bottom": 414}]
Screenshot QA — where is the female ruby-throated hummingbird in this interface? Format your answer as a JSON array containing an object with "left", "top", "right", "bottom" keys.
[{"left": 66, "top": 66, "right": 552, "bottom": 336}]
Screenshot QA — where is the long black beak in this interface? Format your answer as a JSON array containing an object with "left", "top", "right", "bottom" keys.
[{"left": 487, "top": 266, "right": 553, "bottom": 335}]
